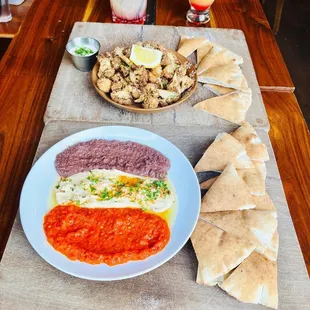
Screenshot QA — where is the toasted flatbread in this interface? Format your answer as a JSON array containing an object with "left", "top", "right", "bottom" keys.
[
  {"left": 194, "top": 132, "right": 254, "bottom": 172},
  {"left": 196, "top": 265, "right": 220, "bottom": 286},
  {"left": 219, "top": 251, "right": 278, "bottom": 309},
  {"left": 177, "top": 36, "right": 207, "bottom": 58},
  {"left": 197, "top": 44, "right": 243, "bottom": 75},
  {"left": 253, "top": 161, "right": 267, "bottom": 180},
  {"left": 200, "top": 167, "right": 266, "bottom": 195},
  {"left": 253, "top": 193, "right": 276, "bottom": 211},
  {"left": 191, "top": 220, "right": 255, "bottom": 286},
  {"left": 237, "top": 167, "right": 265, "bottom": 196},
  {"left": 232, "top": 122, "right": 269, "bottom": 161},
  {"left": 200, "top": 210, "right": 278, "bottom": 253},
  {"left": 263, "top": 230, "right": 279, "bottom": 261},
  {"left": 201, "top": 163, "right": 255, "bottom": 212},
  {"left": 203, "top": 84, "right": 235, "bottom": 96},
  {"left": 198, "top": 64, "right": 248, "bottom": 90},
  {"left": 197, "top": 265, "right": 234, "bottom": 286},
  {"left": 197, "top": 41, "right": 215, "bottom": 64},
  {"left": 194, "top": 89, "right": 252, "bottom": 125},
  {"left": 200, "top": 176, "right": 218, "bottom": 190}
]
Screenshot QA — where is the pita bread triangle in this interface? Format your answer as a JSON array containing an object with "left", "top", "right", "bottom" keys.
[
  {"left": 219, "top": 251, "right": 278, "bottom": 309},
  {"left": 197, "top": 44, "right": 243, "bottom": 75},
  {"left": 177, "top": 36, "right": 207, "bottom": 58},
  {"left": 191, "top": 219, "right": 255, "bottom": 286},
  {"left": 201, "top": 163, "right": 255, "bottom": 212},
  {"left": 197, "top": 264, "right": 220, "bottom": 286},
  {"left": 200, "top": 210, "right": 278, "bottom": 253},
  {"left": 253, "top": 161, "right": 266, "bottom": 179},
  {"left": 198, "top": 63, "right": 248, "bottom": 90},
  {"left": 203, "top": 83, "right": 235, "bottom": 96},
  {"left": 197, "top": 41, "right": 215, "bottom": 64},
  {"left": 200, "top": 176, "right": 218, "bottom": 190},
  {"left": 197, "top": 265, "right": 234, "bottom": 286},
  {"left": 253, "top": 192, "right": 276, "bottom": 211},
  {"left": 232, "top": 122, "right": 269, "bottom": 161},
  {"left": 237, "top": 167, "right": 265, "bottom": 196},
  {"left": 193, "top": 89, "right": 252, "bottom": 125},
  {"left": 194, "top": 132, "right": 254, "bottom": 172},
  {"left": 263, "top": 230, "right": 279, "bottom": 261},
  {"left": 200, "top": 166, "right": 266, "bottom": 195}
]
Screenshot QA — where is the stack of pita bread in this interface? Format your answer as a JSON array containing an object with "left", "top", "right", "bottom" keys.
[
  {"left": 177, "top": 36, "right": 251, "bottom": 125},
  {"left": 191, "top": 122, "right": 279, "bottom": 309}
]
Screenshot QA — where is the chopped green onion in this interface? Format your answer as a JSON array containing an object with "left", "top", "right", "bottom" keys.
[
  {"left": 74, "top": 46, "right": 94, "bottom": 56},
  {"left": 100, "top": 187, "right": 112, "bottom": 200}
]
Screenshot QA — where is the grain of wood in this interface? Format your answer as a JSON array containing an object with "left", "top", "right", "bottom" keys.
[
  {"left": 1, "top": 120, "right": 309, "bottom": 310},
  {"left": 263, "top": 91, "right": 310, "bottom": 275},
  {"left": 0, "top": 0, "right": 34, "bottom": 38}
]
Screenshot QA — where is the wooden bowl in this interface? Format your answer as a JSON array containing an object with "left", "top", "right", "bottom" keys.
[{"left": 91, "top": 50, "right": 197, "bottom": 113}]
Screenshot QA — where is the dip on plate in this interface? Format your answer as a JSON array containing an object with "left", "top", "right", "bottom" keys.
[
  {"left": 44, "top": 205, "right": 170, "bottom": 266},
  {"left": 44, "top": 138, "right": 176, "bottom": 266}
]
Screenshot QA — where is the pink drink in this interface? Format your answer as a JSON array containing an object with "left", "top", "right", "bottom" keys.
[
  {"left": 189, "top": 0, "right": 215, "bottom": 11},
  {"left": 110, "top": 0, "right": 147, "bottom": 24},
  {"left": 187, "top": 0, "right": 215, "bottom": 24}
]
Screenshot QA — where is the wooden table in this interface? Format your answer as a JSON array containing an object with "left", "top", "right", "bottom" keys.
[
  {"left": 0, "top": 0, "right": 34, "bottom": 38},
  {"left": 0, "top": 0, "right": 309, "bottom": 277}
]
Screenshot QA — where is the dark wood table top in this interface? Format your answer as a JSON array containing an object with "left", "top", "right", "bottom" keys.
[
  {"left": 0, "top": 0, "right": 309, "bottom": 275},
  {"left": 0, "top": 0, "right": 34, "bottom": 38}
]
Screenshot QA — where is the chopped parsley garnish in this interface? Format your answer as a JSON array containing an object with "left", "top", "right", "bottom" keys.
[
  {"left": 153, "top": 180, "right": 171, "bottom": 195},
  {"left": 75, "top": 200, "right": 80, "bottom": 205},
  {"left": 74, "top": 46, "right": 94, "bottom": 56},
  {"left": 65, "top": 173, "right": 171, "bottom": 207},
  {"left": 135, "top": 180, "right": 143, "bottom": 188},
  {"left": 115, "top": 180, "right": 125, "bottom": 187},
  {"left": 87, "top": 173, "right": 100, "bottom": 183},
  {"left": 153, "top": 180, "right": 167, "bottom": 189},
  {"left": 89, "top": 185, "right": 96, "bottom": 193},
  {"left": 100, "top": 187, "right": 112, "bottom": 200},
  {"left": 114, "top": 190, "right": 123, "bottom": 198},
  {"left": 55, "top": 185, "right": 60, "bottom": 189}
]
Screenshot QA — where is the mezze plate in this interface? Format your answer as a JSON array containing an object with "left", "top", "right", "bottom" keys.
[{"left": 19, "top": 126, "right": 201, "bottom": 280}]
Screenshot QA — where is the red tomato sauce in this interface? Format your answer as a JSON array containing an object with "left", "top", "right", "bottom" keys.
[{"left": 43, "top": 205, "right": 170, "bottom": 266}]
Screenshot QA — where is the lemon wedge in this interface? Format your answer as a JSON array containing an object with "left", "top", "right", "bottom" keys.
[{"left": 130, "top": 44, "right": 163, "bottom": 68}]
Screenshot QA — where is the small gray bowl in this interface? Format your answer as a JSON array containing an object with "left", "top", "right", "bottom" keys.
[{"left": 66, "top": 37, "right": 100, "bottom": 72}]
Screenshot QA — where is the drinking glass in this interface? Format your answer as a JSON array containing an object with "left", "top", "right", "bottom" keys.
[
  {"left": 186, "top": 0, "right": 215, "bottom": 24},
  {"left": 0, "top": 0, "right": 12, "bottom": 23},
  {"left": 110, "top": 0, "right": 147, "bottom": 24}
]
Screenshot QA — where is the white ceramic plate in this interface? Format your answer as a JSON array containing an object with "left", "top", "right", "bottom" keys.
[{"left": 20, "top": 126, "right": 200, "bottom": 281}]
